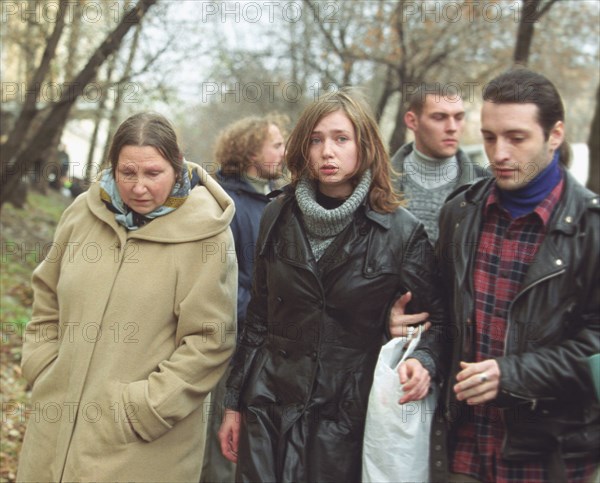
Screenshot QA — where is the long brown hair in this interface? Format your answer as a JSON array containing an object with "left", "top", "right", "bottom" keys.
[{"left": 286, "top": 87, "right": 402, "bottom": 213}]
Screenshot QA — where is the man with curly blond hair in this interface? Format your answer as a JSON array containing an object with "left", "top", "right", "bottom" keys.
[
  {"left": 214, "top": 114, "right": 287, "bottom": 326},
  {"left": 202, "top": 114, "right": 287, "bottom": 482}
]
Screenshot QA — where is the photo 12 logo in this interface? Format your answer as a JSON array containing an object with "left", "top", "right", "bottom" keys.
[
  {"left": 1, "top": 1, "right": 139, "bottom": 24},
  {"left": 200, "top": 81, "right": 339, "bottom": 103},
  {"left": 198, "top": 1, "right": 339, "bottom": 24},
  {"left": 1, "top": 82, "right": 141, "bottom": 104},
  {"left": 399, "top": 1, "right": 524, "bottom": 23}
]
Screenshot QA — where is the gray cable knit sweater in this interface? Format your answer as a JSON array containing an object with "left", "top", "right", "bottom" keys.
[{"left": 295, "top": 170, "right": 372, "bottom": 260}]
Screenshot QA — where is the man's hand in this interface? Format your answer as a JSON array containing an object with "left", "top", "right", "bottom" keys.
[
  {"left": 388, "top": 291, "right": 431, "bottom": 338},
  {"left": 218, "top": 409, "right": 241, "bottom": 463},
  {"left": 454, "top": 360, "right": 501, "bottom": 405},
  {"left": 398, "top": 358, "right": 431, "bottom": 404}
]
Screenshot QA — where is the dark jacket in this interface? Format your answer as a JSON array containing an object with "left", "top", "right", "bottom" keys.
[
  {"left": 225, "top": 187, "right": 446, "bottom": 482},
  {"left": 217, "top": 171, "right": 270, "bottom": 329},
  {"left": 431, "top": 171, "right": 600, "bottom": 481}
]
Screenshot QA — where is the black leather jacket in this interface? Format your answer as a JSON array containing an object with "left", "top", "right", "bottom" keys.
[
  {"left": 225, "top": 187, "right": 446, "bottom": 482},
  {"left": 430, "top": 171, "right": 600, "bottom": 481}
]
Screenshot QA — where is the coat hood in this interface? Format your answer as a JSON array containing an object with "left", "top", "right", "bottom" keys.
[{"left": 86, "top": 162, "right": 235, "bottom": 243}]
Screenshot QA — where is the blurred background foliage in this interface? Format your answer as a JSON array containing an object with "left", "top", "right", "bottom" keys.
[{"left": 1, "top": 0, "right": 599, "bottom": 206}]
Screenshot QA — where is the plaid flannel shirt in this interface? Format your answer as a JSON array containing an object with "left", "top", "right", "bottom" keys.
[{"left": 451, "top": 177, "right": 596, "bottom": 482}]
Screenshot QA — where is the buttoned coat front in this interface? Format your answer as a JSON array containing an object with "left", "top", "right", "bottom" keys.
[
  {"left": 17, "top": 164, "right": 238, "bottom": 482},
  {"left": 225, "top": 189, "right": 446, "bottom": 482}
]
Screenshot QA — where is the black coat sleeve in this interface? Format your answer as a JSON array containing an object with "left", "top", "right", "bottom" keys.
[{"left": 223, "top": 200, "right": 279, "bottom": 411}]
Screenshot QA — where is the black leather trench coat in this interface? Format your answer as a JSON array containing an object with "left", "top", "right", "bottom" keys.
[
  {"left": 225, "top": 188, "right": 446, "bottom": 482},
  {"left": 430, "top": 172, "right": 600, "bottom": 481}
]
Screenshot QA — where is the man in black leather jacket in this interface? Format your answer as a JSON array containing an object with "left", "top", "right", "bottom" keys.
[{"left": 431, "top": 69, "right": 599, "bottom": 482}]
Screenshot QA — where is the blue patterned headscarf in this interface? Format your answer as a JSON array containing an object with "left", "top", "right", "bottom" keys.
[{"left": 99, "top": 161, "right": 194, "bottom": 230}]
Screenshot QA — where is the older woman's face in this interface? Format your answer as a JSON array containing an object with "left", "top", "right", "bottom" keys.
[{"left": 115, "top": 145, "right": 176, "bottom": 214}]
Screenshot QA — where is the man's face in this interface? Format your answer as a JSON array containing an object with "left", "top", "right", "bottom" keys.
[
  {"left": 481, "top": 101, "right": 564, "bottom": 191},
  {"left": 249, "top": 124, "right": 285, "bottom": 180},
  {"left": 405, "top": 95, "right": 465, "bottom": 158}
]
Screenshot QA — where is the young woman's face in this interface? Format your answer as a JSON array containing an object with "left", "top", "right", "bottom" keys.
[
  {"left": 115, "top": 145, "right": 176, "bottom": 214},
  {"left": 308, "top": 110, "right": 359, "bottom": 198}
]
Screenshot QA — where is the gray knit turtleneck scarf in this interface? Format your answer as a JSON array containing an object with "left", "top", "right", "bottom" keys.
[
  {"left": 295, "top": 170, "right": 372, "bottom": 260},
  {"left": 405, "top": 146, "right": 459, "bottom": 189}
]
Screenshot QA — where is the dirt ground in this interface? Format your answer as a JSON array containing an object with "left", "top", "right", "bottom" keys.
[
  {"left": 1, "top": 189, "right": 70, "bottom": 482},
  {"left": 0, "top": 329, "right": 28, "bottom": 482}
]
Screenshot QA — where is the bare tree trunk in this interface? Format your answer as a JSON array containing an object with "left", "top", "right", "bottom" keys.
[
  {"left": 375, "top": 67, "right": 394, "bottom": 123},
  {"left": 85, "top": 60, "right": 116, "bottom": 182},
  {"left": 289, "top": 18, "right": 299, "bottom": 86},
  {"left": 513, "top": 0, "right": 537, "bottom": 66},
  {"left": 512, "top": 0, "right": 558, "bottom": 66},
  {"left": 101, "top": 21, "right": 143, "bottom": 169},
  {"left": 84, "top": 6, "right": 120, "bottom": 182},
  {"left": 388, "top": 98, "right": 409, "bottom": 155},
  {"left": 64, "top": 0, "right": 83, "bottom": 81},
  {"left": 0, "top": 0, "right": 158, "bottom": 208},
  {"left": 21, "top": 1, "right": 46, "bottom": 83},
  {"left": 389, "top": 75, "right": 417, "bottom": 155},
  {"left": 1, "top": 0, "right": 68, "bottom": 173},
  {"left": 587, "top": 83, "right": 600, "bottom": 194},
  {"left": 41, "top": 0, "right": 84, "bottom": 193}
]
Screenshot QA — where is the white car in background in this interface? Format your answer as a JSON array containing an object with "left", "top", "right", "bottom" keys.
[{"left": 462, "top": 143, "right": 590, "bottom": 186}]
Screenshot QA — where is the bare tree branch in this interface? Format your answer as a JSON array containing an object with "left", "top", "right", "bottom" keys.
[
  {"left": 1, "top": 0, "right": 159, "bottom": 207},
  {"left": 1, "top": 0, "right": 68, "bottom": 170}
]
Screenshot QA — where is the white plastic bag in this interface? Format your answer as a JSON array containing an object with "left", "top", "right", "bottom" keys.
[{"left": 362, "top": 332, "right": 437, "bottom": 482}]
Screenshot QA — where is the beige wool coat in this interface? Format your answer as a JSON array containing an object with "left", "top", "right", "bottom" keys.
[{"left": 17, "top": 164, "right": 238, "bottom": 482}]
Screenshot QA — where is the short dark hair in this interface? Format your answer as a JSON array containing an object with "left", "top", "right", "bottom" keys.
[
  {"left": 483, "top": 68, "right": 564, "bottom": 140},
  {"left": 108, "top": 112, "right": 183, "bottom": 179},
  {"left": 407, "top": 83, "right": 461, "bottom": 116},
  {"left": 482, "top": 68, "right": 568, "bottom": 165}
]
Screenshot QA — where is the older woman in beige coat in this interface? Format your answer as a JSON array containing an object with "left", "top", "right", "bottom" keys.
[{"left": 16, "top": 113, "right": 237, "bottom": 482}]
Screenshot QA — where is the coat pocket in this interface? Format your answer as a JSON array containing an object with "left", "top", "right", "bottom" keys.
[
  {"left": 29, "top": 355, "right": 58, "bottom": 390},
  {"left": 93, "top": 382, "right": 142, "bottom": 446},
  {"left": 503, "top": 402, "right": 599, "bottom": 459},
  {"left": 116, "top": 382, "right": 144, "bottom": 445}
]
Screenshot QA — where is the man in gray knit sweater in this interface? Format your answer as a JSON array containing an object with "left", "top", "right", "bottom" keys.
[{"left": 391, "top": 84, "right": 488, "bottom": 242}]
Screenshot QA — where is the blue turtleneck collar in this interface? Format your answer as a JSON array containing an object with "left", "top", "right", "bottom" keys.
[{"left": 498, "top": 151, "right": 562, "bottom": 219}]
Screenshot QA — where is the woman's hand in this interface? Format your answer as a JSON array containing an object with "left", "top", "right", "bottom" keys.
[
  {"left": 218, "top": 409, "right": 241, "bottom": 463},
  {"left": 397, "top": 358, "right": 431, "bottom": 404}
]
